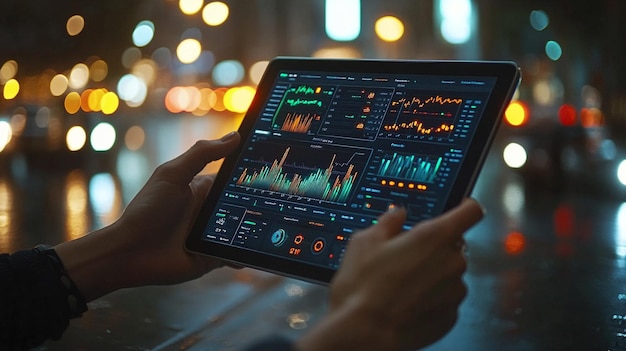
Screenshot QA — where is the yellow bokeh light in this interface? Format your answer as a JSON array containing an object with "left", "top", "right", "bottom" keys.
[
  {"left": 224, "top": 86, "right": 256, "bottom": 113},
  {"left": 88, "top": 88, "right": 106, "bottom": 112},
  {"left": 64, "top": 92, "right": 81, "bottom": 114},
  {"left": 504, "top": 101, "right": 528, "bottom": 127},
  {"left": 179, "top": 0, "right": 204, "bottom": 15},
  {"left": 101, "top": 92, "right": 120, "bottom": 115},
  {"left": 66, "top": 15, "right": 85, "bottom": 36},
  {"left": 50, "top": 74, "right": 69, "bottom": 96},
  {"left": 202, "top": 2, "right": 229, "bottom": 26},
  {"left": 176, "top": 39, "right": 202, "bottom": 64},
  {"left": 124, "top": 125, "right": 145, "bottom": 151},
  {"left": 90, "top": 60, "right": 108, "bottom": 82},
  {"left": 375, "top": 16, "right": 405, "bottom": 42},
  {"left": 66, "top": 126, "right": 87, "bottom": 151},
  {"left": 3, "top": 79, "right": 19, "bottom": 100},
  {"left": 0, "top": 60, "right": 18, "bottom": 84}
]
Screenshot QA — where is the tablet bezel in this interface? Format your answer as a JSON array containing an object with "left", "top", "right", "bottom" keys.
[{"left": 185, "top": 57, "right": 521, "bottom": 284}]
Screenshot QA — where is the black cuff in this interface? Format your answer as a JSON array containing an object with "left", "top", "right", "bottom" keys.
[{"left": 0, "top": 246, "right": 88, "bottom": 348}]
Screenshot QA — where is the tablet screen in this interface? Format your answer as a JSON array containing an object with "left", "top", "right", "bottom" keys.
[{"left": 187, "top": 58, "right": 520, "bottom": 283}]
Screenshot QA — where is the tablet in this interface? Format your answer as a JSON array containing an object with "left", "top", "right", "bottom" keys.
[{"left": 186, "top": 57, "right": 521, "bottom": 284}]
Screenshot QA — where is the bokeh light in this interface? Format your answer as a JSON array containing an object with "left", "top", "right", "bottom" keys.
[
  {"left": 50, "top": 74, "right": 69, "bottom": 96},
  {"left": 80, "top": 89, "right": 93, "bottom": 112},
  {"left": 117, "top": 74, "right": 148, "bottom": 107},
  {"left": 64, "top": 92, "right": 81, "bottom": 114},
  {"left": 0, "top": 121, "right": 12, "bottom": 152},
  {"left": 325, "top": 0, "right": 361, "bottom": 41},
  {"left": 89, "top": 60, "right": 108, "bottom": 82},
  {"left": 374, "top": 16, "right": 404, "bottom": 42},
  {"left": 176, "top": 38, "right": 202, "bottom": 64},
  {"left": 199, "top": 88, "right": 218, "bottom": 112},
  {"left": 66, "top": 126, "right": 87, "bottom": 151},
  {"left": 438, "top": 0, "right": 473, "bottom": 44},
  {"left": 69, "top": 63, "right": 89, "bottom": 89},
  {"left": 121, "top": 47, "right": 142, "bottom": 69},
  {"left": 504, "top": 101, "right": 528, "bottom": 127},
  {"left": 504, "top": 231, "right": 526, "bottom": 255},
  {"left": 66, "top": 15, "right": 85, "bottom": 36},
  {"left": 224, "top": 86, "right": 256, "bottom": 113},
  {"left": 89, "top": 89, "right": 107, "bottom": 112},
  {"left": 545, "top": 40, "right": 562, "bottom": 61},
  {"left": 101, "top": 92, "right": 120, "bottom": 115},
  {"left": 529, "top": 10, "right": 549, "bottom": 31},
  {"left": 213, "top": 60, "right": 244, "bottom": 86},
  {"left": 131, "top": 59, "right": 157, "bottom": 86},
  {"left": 124, "top": 125, "right": 145, "bottom": 151},
  {"left": 10, "top": 109, "right": 26, "bottom": 136},
  {"left": 90, "top": 122, "right": 116, "bottom": 152},
  {"left": 249, "top": 61, "right": 269, "bottom": 85},
  {"left": 132, "top": 20, "right": 155, "bottom": 47},
  {"left": 3, "top": 79, "right": 19, "bottom": 100},
  {"left": 503, "top": 142, "right": 527, "bottom": 169},
  {"left": 202, "top": 2, "right": 229, "bottom": 26},
  {"left": 558, "top": 104, "right": 577, "bottom": 126},
  {"left": 179, "top": 0, "right": 204, "bottom": 15},
  {"left": 0, "top": 60, "right": 18, "bottom": 84},
  {"left": 89, "top": 173, "right": 116, "bottom": 216},
  {"left": 618, "top": 160, "right": 626, "bottom": 186}
]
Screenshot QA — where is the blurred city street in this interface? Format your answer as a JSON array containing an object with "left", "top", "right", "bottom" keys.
[
  {"left": 2, "top": 0, "right": 626, "bottom": 350},
  {"left": 2, "top": 116, "right": 623, "bottom": 350}
]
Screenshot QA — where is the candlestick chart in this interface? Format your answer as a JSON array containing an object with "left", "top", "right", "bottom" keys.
[{"left": 235, "top": 143, "right": 368, "bottom": 204}]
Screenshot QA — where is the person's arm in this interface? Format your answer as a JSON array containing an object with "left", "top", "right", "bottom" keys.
[
  {"left": 0, "top": 132, "right": 241, "bottom": 349},
  {"left": 296, "top": 199, "right": 483, "bottom": 351},
  {"left": 54, "top": 131, "right": 241, "bottom": 301}
]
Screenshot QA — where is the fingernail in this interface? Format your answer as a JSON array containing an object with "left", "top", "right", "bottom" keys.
[{"left": 220, "top": 131, "right": 237, "bottom": 141}]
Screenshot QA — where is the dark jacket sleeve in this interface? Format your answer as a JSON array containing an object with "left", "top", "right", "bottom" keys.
[{"left": 0, "top": 247, "right": 87, "bottom": 350}]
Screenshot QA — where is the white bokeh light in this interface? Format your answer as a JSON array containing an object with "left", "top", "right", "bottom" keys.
[
  {"left": 503, "top": 142, "right": 527, "bottom": 169},
  {"left": 90, "top": 122, "right": 116, "bottom": 152}
]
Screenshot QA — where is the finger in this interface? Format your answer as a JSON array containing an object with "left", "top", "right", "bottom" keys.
[
  {"left": 408, "top": 198, "right": 484, "bottom": 247},
  {"left": 190, "top": 174, "right": 216, "bottom": 201},
  {"left": 154, "top": 132, "right": 241, "bottom": 185},
  {"left": 369, "top": 207, "right": 407, "bottom": 240}
]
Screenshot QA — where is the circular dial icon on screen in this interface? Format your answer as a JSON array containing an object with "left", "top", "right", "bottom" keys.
[{"left": 271, "top": 228, "right": 287, "bottom": 247}]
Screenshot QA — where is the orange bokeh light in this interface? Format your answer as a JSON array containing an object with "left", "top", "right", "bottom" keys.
[{"left": 504, "top": 231, "right": 526, "bottom": 255}]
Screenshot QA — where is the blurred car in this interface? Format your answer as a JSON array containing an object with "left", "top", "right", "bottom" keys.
[{"left": 496, "top": 101, "right": 626, "bottom": 197}]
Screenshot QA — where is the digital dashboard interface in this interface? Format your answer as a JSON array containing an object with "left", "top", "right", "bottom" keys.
[{"left": 187, "top": 58, "right": 520, "bottom": 282}]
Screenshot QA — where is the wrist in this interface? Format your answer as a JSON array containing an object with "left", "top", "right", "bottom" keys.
[{"left": 53, "top": 222, "right": 131, "bottom": 301}]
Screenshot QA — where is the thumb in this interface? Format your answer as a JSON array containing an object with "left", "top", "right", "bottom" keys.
[{"left": 154, "top": 132, "right": 241, "bottom": 185}]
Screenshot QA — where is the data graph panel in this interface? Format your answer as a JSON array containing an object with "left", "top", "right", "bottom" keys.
[
  {"left": 271, "top": 85, "right": 335, "bottom": 134},
  {"left": 319, "top": 86, "right": 394, "bottom": 140},
  {"left": 235, "top": 141, "right": 370, "bottom": 204},
  {"left": 377, "top": 152, "right": 442, "bottom": 183},
  {"left": 381, "top": 91, "right": 466, "bottom": 141}
]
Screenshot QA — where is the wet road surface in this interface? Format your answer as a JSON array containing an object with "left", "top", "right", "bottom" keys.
[{"left": 3, "top": 117, "right": 626, "bottom": 350}]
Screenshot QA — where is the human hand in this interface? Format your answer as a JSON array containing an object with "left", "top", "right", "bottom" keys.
[
  {"left": 55, "top": 132, "right": 241, "bottom": 301},
  {"left": 296, "top": 198, "right": 484, "bottom": 351}
]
